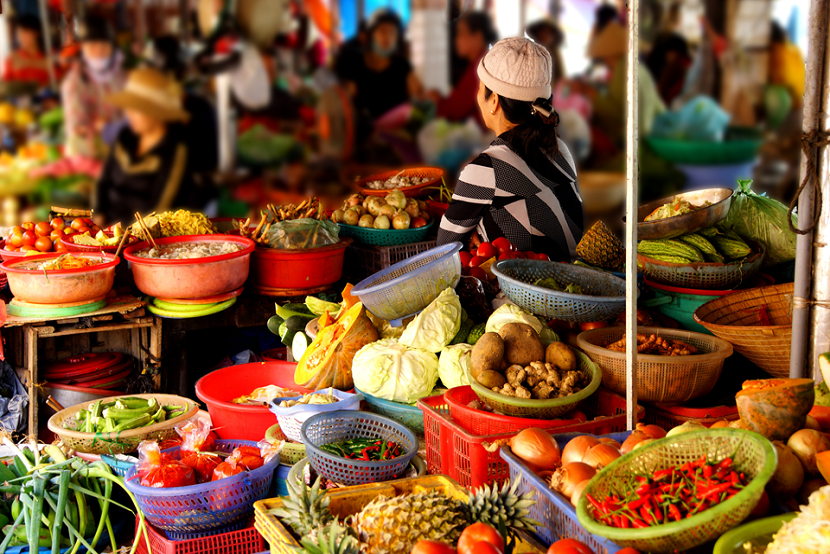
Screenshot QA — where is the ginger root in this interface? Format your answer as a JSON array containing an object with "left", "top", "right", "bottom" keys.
[{"left": 506, "top": 365, "right": 527, "bottom": 388}]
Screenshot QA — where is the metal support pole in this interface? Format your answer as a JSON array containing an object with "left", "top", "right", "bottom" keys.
[
  {"left": 808, "top": 0, "right": 830, "bottom": 380},
  {"left": 625, "top": 0, "right": 639, "bottom": 430},
  {"left": 792, "top": 0, "right": 829, "bottom": 379},
  {"left": 37, "top": 0, "right": 57, "bottom": 90}
]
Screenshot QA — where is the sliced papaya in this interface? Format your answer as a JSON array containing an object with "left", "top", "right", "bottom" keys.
[
  {"left": 294, "top": 302, "right": 379, "bottom": 390},
  {"left": 318, "top": 311, "right": 334, "bottom": 330},
  {"left": 817, "top": 450, "right": 830, "bottom": 483},
  {"left": 736, "top": 378, "right": 815, "bottom": 441}
]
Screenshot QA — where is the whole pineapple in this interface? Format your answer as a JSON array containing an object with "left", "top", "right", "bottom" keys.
[
  {"left": 576, "top": 220, "right": 624, "bottom": 270},
  {"left": 353, "top": 479, "right": 538, "bottom": 554},
  {"left": 270, "top": 477, "right": 334, "bottom": 537},
  {"left": 294, "top": 522, "right": 359, "bottom": 554}
]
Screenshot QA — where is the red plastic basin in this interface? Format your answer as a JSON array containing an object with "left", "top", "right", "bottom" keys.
[
  {"left": 123, "top": 235, "right": 255, "bottom": 299},
  {"left": 249, "top": 238, "right": 352, "bottom": 290},
  {"left": 194, "top": 361, "right": 311, "bottom": 441},
  {"left": 2, "top": 252, "right": 119, "bottom": 304}
]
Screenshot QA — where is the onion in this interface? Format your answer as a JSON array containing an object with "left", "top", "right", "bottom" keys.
[
  {"left": 787, "top": 429, "right": 830, "bottom": 474},
  {"left": 621, "top": 430, "right": 649, "bottom": 454},
  {"left": 571, "top": 479, "right": 591, "bottom": 507},
  {"left": 634, "top": 439, "right": 656, "bottom": 451},
  {"left": 582, "top": 444, "right": 621, "bottom": 470},
  {"left": 598, "top": 438, "right": 622, "bottom": 449},
  {"left": 729, "top": 419, "right": 745, "bottom": 429},
  {"left": 550, "top": 462, "right": 596, "bottom": 498},
  {"left": 508, "top": 428, "right": 561, "bottom": 473},
  {"left": 797, "top": 478, "right": 827, "bottom": 505},
  {"left": 805, "top": 415, "right": 822, "bottom": 431},
  {"left": 767, "top": 440, "right": 805, "bottom": 499},
  {"left": 666, "top": 421, "right": 706, "bottom": 437},
  {"left": 636, "top": 423, "right": 667, "bottom": 439},
  {"left": 709, "top": 420, "right": 730, "bottom": 429},
  {"left": 561, "top": 436, "right": 599, "bottom": 466}
]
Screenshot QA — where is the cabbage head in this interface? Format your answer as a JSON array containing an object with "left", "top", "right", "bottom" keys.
[
  {"left": 352, "top": 339, "right": 439, "bottom": 403},
  {"left": 399, "top": 288, "right": 462, "bottom": 353},
  {"left": 485, "top": 303, "right": 543, "bottom": 334},
  {"left": 438, "top": 344, "right": 473, "bottom": 389}
]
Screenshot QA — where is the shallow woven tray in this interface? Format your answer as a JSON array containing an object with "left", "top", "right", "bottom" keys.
[
  {"left": 693, "top": 283, "right": 793, "bottom": 378},
  {"left": 637, "top": 241, "right": 765, "bottom": 290},
  {"left": 576, "top": 326, "right": 733, "bottom": 403},
  {"left": 47, "top": 393, "right": 198, "bottom": 455}
]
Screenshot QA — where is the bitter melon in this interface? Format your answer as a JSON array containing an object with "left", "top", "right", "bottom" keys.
[
  {"left": 704, "top": 252, "right": 726, "bottom": 264},
  {"left": 711, "top": 236, "right": 752, "bottom": 259},
  {"left": 678, "top": 234, "right": 717, "bottom": 256},
  {"left": 646, "top": 254, "right": 693, "bottom": 264},
  {"left": 662, "top": 239, "right": 705, "bottom": 262}
]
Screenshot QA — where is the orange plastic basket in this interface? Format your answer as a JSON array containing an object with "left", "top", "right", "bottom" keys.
[{"left": 357, "top": 167, "right": 443, "bottom": 198}]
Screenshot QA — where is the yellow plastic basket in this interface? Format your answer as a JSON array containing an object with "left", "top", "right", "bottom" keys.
[{"left": 254, "top": 475, "right": 545, "bottom": 554}]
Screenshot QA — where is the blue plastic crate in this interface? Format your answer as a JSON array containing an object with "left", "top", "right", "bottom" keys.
[
  {"left": 500, "top": 431, "right": 632, "bottom": 553},
  {"left": 124, "top": 440, "right": 278, "bottom": 537}
]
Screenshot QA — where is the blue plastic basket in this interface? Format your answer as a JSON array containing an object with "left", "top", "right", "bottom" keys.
[
  {"left": 356, "top": 387, "right": 425, "bottom": 434},
  {"left": 100, "top": 454, "right": 136, "bottom": 477},
  {"left": 337, "top": 219, "right": 435, "bottom": 247},
  {"left": 269, "top": 389, "right": 364, "bottom": 442},
  {"left": 124, "top": 440, "right": 279, "bottom": 537},
  {"left": 352, "top": 242, "right": 462, "bottom": 325},
  {"left": 300, "top": 410, "right": 418, "bottom": 486},
  {"left": 491, "top": 260, "right": 629, "bottom": 322},
  {"left": 501, "top": 431, "right": 631, "bottom": 553}
]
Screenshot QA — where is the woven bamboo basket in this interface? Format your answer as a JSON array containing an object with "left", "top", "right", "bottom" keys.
[{"left": 693, "top": 283, "right": 793, "bottom": 378}]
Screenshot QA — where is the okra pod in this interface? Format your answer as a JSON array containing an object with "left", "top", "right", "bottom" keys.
[
  {"left": 111, "top": 413, "right": 152, "bottom": 432},
  {"left": 116, "top": 397, "right": 154, "bottom": 409}
]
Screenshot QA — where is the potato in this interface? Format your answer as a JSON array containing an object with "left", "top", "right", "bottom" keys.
[
  {"left": 471, "top": 333, "right": 504, "bottom": 378},
  {"left": 499, "top": 322, "right": 544, "bottom": 366},
  {"left": 476, "top": 370, "right": 507, "bottom": 389},
  {"left": 545, "top": 342, "right": 577, "bottom": 371}
]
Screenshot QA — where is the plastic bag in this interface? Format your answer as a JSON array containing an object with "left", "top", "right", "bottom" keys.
[
  {"left": 176, "top": 419, "right": 216, "bottom": 453},
  {"left": 136, "top": 440, "right": 196, "bottom": 488},
  {"left": 719, "top": 179, "right": 797, "bottom": 267},
  {"left": 227, "top": 445, "right": 265, "bottom": 471},
  {"left": 0, "top": 360, "right": 28, "bottom": 433},
  {"left": 180, "top": 450, "right": 221, "bottom": 484},
  {"left": 265, "top": 218, "right": 340, "bottom": 250},
  {"left": 651, "top": 95, "right": 730, "bottom": 141},
  {"left": 212, "top": 458, "right": 244, "bottom": 481},
  {"left": 258, "top": 438, "right": 284, "bottom": 465}
]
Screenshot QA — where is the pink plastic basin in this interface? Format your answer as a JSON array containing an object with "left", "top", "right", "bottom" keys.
[
  {"left": 195, "top": 361, "right": 312, "bottom": 441},
  {"left": 2, "top": 252, "right": 118, "bottom": 304},
  {"left": 123, "top": 235, "right": 255, "bottom": 299}
]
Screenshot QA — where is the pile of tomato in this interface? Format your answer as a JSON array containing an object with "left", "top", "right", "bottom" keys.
[
  {"left": 460, "top": 237, "right": 551, "bottom": 282},
  {"left": 3, "top": 218, "right": 101, "bottom": 254}
]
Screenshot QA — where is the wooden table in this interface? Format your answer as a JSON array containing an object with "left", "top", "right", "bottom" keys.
[{"left": 4, "top": 297, "right": 160, "bottom": 436}]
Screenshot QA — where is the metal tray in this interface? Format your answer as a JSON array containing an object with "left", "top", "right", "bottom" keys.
[{"left": 628, "top": 188, "right": 734, "bottom": 240}]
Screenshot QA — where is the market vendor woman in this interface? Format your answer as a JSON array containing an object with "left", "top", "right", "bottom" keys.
[
  {"left": 94, "top": 67, "right": 196, "bottom": 226},
  {"left": 436, "top": 37, "right": 583, "bottom": 261}
]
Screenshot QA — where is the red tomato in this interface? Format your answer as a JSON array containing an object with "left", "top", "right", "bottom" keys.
[
  {"left": 34, "top": 222, "right": 52, "bottom": 237},
  {"left": 579, "top": 321, "right": 609, "bottom": 332},
  {"left": 139, "top": 456, "right": 196, "bottom": 488},
  {"left": 63, "top": 228, "right": 76, "bottom": 237},
  {"left": 459, "top": 252, "right": 473, "bottom": 267},
  {"left": 457, "top": 523, "right": 504, "bottom": 554},
  {"left": 476, "top": 242, "right": 497, "bottom": 260},
  {"left": 90, "top": 225, "right": 102, "bottom": 235},
  {"left": 547, "top": 539, "right": 595, "bottom": 554},
  {"left": 498, "top": 252, "right": 514, "bottom": 261},
  {"left": 615, "top": 550, "right": 641, "bottom": 554},
  {"left": 76, "top": 226, "right": 91, "bottom": 235},
  {"left": 21, "top": 231, "right": 37, "bottom": 247},
  {"left": 411, "top": 540, "right": 455, "bottom": 554},
  {"left": 3, "top": 243, "right": 13, "bottom": 252},
  {"left": 55, "top": 243, "right": 69, "bottom": 253},
  {"left": 11, "top": 226, "right": 24, "bottom": 237},
  {"left": 20, "top": 245, "right": 37, "bottom": 252},
  {"left": 512, "top": 251, "right": 526, "bottom": 259},
  {"left": 468, "top": 267, "right": 488, "bottom": 282},
  {"left": 70, "top": 219, "right": 84, "bottom": 231},
  {"left": 22, "top": 222, "right": 35, "bottom": 231},
  {"left": 228, "top": 446, "right": 264, "bottom": 471},
  {"left": 468, "top": 256, "right": 486, "bottom": 268},
  {"left": 50, "top": 228, "right": 65, "bottom": 241},
  {"left": 533, "top": 253, "right": 551, "bottom": 261},
  {"left": 467, "top": 543, "right": 501, "bottom": 554},
  {"left": 9, "top": 234, "right": 23, "bottom": 248},
  {"left": 525, "top": 251, "right": 537, "bottom": 258},
  {"left": 180, "top": 451, "right": 222, "bottom": 484},
  {"left": 34, "top": 236, "right": 52, "bottom": 252},
  {"left": 411, "top": 217, "right": 428, "bottom": 228},
  {"left": 492, "top": 237, "right": 514, "bottom": 254},
  {"left": 50, "top": 217, "right": 65, "bottom": 231},
  {"left": 212, "top": 461, "right": 244, "bottom": 481}
]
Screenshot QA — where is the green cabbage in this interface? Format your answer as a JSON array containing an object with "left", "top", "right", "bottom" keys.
[
  {"left": 399, "top": 288, "right": 462, "bottom": 353},
  {"left": 438, "top": 344, "right": 473, "bottom": 389},
  {"left": 485, "top": 303, "right": 544, "bottom": 334},
  {"left": 540, "top": 327, "right": 561, "bottom": 347},
  {"left": 352, "top": 339, "right": 439, "bottom": 403}
]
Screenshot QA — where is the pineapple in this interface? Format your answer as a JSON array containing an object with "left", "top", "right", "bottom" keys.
[
  {"left": 270, "top": 477, "right": 334, "bottom": 536},
  {"left": 576, "top": 220, "right": 624, "bottom": 270},
  {"left": 352, "top": 479, "right": 538, "bottom": 554},
  {"left": 294, "top": 523, "right": 359, "bottom": 554}
]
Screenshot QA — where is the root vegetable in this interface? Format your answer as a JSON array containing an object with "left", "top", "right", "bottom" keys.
[
  {"left": 561, "top": 436, "right": 599, "bottom": 466},
  {"left": 342, "top": 208, "right": 360, "bottom": 226},
  {"left": 709, "top": 420, "right": 730, "bottom": 429},
  {"left": 635, "top": 424, "right": 667, "bottom": 439},
  {"left": 582, "top": 444, "right": 621, "bottom": 470},
  {"left": 367, "top": 197, "right": 384, "bottom": 217},
  {"left": 385, "top": 190, "right": 407, "bottom": 209},
  {"left": 499, "top": 323, "right": 544, "bottom": 366},
  {"left": 506, "top": 428, "right": 561, "bottom": 473},
  {"left": 545, "top": 342, "right": 577, "bottom": 371},
  {"left": 767, "top": 440, "right": 805, "bottom": 500},
  {"left": 571, "top": 480, "right": 591, "bottom": 507},
  {"left": 374, "top": 215, "right": 391, "bottom": 230},
  {"left": 379, "top": 204, "right": 396, "bottom": 218},
  {"left": 666, "top": 421, "right": 706, "bottom": 437},
  {"left": 392, "top": 210, "right": 411, "bottom": 230},
  {"left": 359, "top": 215, "right": 374, "bottom": 228},
  {"left": 550, "top": 462, "right": 596, "bottom": 499},
  {"left": 471, "top": 333, "right": 505, "bottom": 377},
  {"left": 598, "top": 438, "right": 622, "bottom": 449},
  {"left": 805, "top": 415, "right": 821, "bottom": 431},
  {"left": 476, "top": 370, "right": 507, "bottom": 389},
  {"left": 634, "top": 439, "right": 656, "bottom": 450},
  {"left": 332, "top": 209, "right": 345, "bottom": 223},
  {"left": 787, "top": 429, "right": 830, "bottom": 475},
  {"left": 620, "top": 430, "right": 648, "bottom": 454},
  {"left": 404, "top": 198, "right": 420, "bottom": 218}
]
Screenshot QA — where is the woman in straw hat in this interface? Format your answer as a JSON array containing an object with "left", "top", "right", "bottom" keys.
[
  {"left": 436, "top": 37, "right": 583, "bottom": 261},
  {"left": 94, "top": 67, "right": 196, "bottom": 226}
]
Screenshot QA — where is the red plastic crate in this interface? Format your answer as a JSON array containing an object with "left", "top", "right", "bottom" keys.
[
  {"left": 135, "top": 519, "right": 265, "bottom": 554},
  {"left": 417, "top": 388, "right": 644, "bottom": 489}
]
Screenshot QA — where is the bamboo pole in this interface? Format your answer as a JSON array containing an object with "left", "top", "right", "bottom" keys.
[
  {"left": 37, "top": 0, "right": 57, "bottom": 89},
  {"left": 625, "top": 0, "right": 640, "bottom": 430}
]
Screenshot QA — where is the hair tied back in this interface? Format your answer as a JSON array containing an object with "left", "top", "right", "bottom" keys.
[{"left": 531, "top": 99, "right": 559, "bottom": 126}]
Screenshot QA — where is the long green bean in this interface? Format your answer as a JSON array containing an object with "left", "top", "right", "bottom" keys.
[{"left": 51, "top": 470, "right": 70, "bottom": 554}]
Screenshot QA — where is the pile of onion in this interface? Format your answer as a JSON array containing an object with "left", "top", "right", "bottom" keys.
[
  {"left": 550, "top": 462, "right": 596, "bottom": 500},
  {"left": 498, "top": 428, "right": 561, "bottom": 473},
  {"left": 561, "top": 436, "right": 599, "bottom": 466},
  {"left": 787, "top": 429, "right": 830, "bottom": 474},
  {"left": 767, "top": 440, "right": 804, "bottom": 499},
  {"left": 582, "top": 443, "right": 621, "bottom": 470}
]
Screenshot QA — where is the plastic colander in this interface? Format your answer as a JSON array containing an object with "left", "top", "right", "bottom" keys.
[{"left": 351, "top": 242, "right": 462, "bottom": 325}]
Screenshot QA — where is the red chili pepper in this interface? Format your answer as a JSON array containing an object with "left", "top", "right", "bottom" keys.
[
  {"left": 631, "top": 518, "right": 648, "bottom": 529},
  {"left": 653, "top": 468, "right": 674, "bottom": 481},
  {"left": 700, "top": 481, "right": 733, "bottom": 500},
  {"left": 718, "top": 458, "right": 733, "bottom": 470},
  {"left": 618, "top": 514, "right": 630, "bottom": 529},
  {"left": 627, "top": 497, "right": 649, "bottom": 510},
  {"left": 587, "top": 494, "right": 608, "bottom": 515},
  {"left": 669, "top": 504, "right": 682, "bottom": 522},
  {"left": 640, "top": 506, "right": 653, "bottom": 524},
  {"left": 703, "top": 464, "right": 713, "bottom": 479},
  {"left": 612, "top": 515, "right": 623, "bottom": 528},
  {"left": 636, "top": 483, "right": 653, "bottom": 495}
]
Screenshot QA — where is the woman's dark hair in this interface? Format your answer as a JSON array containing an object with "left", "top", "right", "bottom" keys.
[
  {"left": 770, "top": 22, "right": 787, "bottom": 44},
  {"left": 484, "top": 86, "right": 559, "bottom": 155},
  {"left": 366, "top": 9, "right": 404, "bottom": 53},
  {"left": 15, "top": 15, "right": 42, "bottom": 34},
  {"left": 594, "top": 5, "right": 620, "bottom": 34},
  {"left": 152, "top": 35, "right": 186, "bottom": 81},
  {"left": 457, "top": 11, "right": 497, "bottom": 46}
]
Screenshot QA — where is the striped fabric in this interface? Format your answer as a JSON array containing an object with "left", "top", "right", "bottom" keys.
[{"left": 437, "top": 136, "right": 583, "bottom": 261}]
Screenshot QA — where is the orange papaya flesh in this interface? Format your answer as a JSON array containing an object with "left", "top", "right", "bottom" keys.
[
  {"left": 817, "top": 450, "right": 830, "bottom": 483},
  {"left": 294, "top": 302, "right": 378, "bottom": 391},
  {"left": 736, "top": 378, "right": 815, "bottom": 442},
  {"left": 319, "top": 311, "right": 334, "bottom": 330}
]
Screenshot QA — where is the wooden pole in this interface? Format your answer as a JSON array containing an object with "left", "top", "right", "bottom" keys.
[
  {"left": 37, "top": 0, "right": 57, "bottom": 89},
  {"left": 625, "top": 0, "right": 639, "bottom": 430}
]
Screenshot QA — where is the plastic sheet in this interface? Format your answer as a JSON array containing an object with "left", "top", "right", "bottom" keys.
[
  {"left": 651, "top": 95, "right": 730, "bottom": 141},
  {"left": 0, "top": 361, "right": 27, "bottom": 433},
  {"left": 265, "top": 218, "right": 340, "bottom": 250},
  {"left": 719, "top": 179, "right": 797, "bottom": 267}
]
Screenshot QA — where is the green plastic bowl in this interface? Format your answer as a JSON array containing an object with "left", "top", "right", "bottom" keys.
[
  {"left": 469, "top": 351, "right": 601, "bottom": 419},
  {"left": 577, "top": 428, "right": 778, "bottom": 554},
  {"left": 713, "top": 513, "right": 796, "bottom": 554},
  {"left": 265, "top": 423, "right": 306, "bottom": 466},
  {"left": 337, "top": 219, "right": 434, "bottom": 246},
  {"left": 646, "top": 136, "right": 763, "bottom": 165}
]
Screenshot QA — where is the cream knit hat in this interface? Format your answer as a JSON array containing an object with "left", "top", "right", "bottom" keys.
[{"left": 477, "top": 37, "right": 553, "bottom": 102}]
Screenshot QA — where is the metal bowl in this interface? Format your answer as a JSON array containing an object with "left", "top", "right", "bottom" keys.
[{"left": 628, "top": 188, "right": 734, "bottom": 240}]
